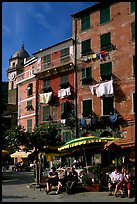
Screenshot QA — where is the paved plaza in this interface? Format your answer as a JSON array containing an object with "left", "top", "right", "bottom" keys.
[{"left": 2, "top": 171, "right": 135, "bottom": 202}]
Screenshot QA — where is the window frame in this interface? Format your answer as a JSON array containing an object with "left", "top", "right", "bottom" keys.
[
  {"left": 130, "top": 2, "right": 135, "bottom": 14},
  {"left": 81, "top": 39, "right": 91, "bottom": 55},
  {"left": 82, "top": 67, "right": 92, "bottom": 85},
  {"left": 100, "top": 32, "right": 111, "bottom": 51},
  {"left": 27, "top": 100, "right": 32, "bottom": 111},
  {"left": 60, "top": 47, "right": 69, "bottom": 63},
  {"left": 44, "top": 54, "right": 51, "bottom": 69},
  {"left": 82, "top": 99, "right": 92, "bottom": 118},
  {"left": 43, "top": 105, "right": 50, "bottom": 121},
  {"left": 103, "top": 96, "right": 114, "bottom": 116},
  {"left": 100, "top": 62, "right": 112, "bottom": 81},
  {"left": 43, "top": 79, "right": 50, "bottom": 92},
  {"left": 81, "top": 14, "right": 90, "bottom": 31},
  {"left": 27, "top": 83, "right": 33, "bottom": 97},
  {"left": 100, "top": 6, "right": 110, "bottom": 25},
  {"left": 27, "top": 119, "right": 32, "bottom": 132},
  {"left": 60, "top": 74, "right": 69, "bottom": 87}
]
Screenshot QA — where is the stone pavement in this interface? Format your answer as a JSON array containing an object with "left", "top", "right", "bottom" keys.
[{"left": 2, "top": 171, "right": 135, "bottom": 202}]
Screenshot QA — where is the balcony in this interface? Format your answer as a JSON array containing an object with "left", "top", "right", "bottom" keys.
[
  {"left": 16, "top": 70, "right": 35, "bottom": 84},
  {"left": 34, "top": 54, "right": 74, "bottom": 74}
]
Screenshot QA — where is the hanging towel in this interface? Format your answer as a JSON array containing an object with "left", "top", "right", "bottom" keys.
[
  {"left": 39, "top": 92, "right": 52, "bottom": 104},
  {"left": 109, "top": 114, "right": 118, "bottom": 123},
  {"left": 88, "top": 54, "right": 93, "bottom": 61},
  {"left": 66, "top": 87, "right": 71, "bottom": 96},
  {"left": 95, "top": 80, "right": 114, "bottom": 97},
  {"left": 101, "top": 50, "right": 107, "bottom": 56},
  {"left": 92, "top": 53, "right": 97, "bottom": 59},
  {"left": 89, "top": 84, "right": 100, "bottom": 95}
]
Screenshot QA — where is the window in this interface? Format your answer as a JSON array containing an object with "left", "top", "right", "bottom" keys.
[
  {"left": 61, "top": 102, "right": 70, "bottom": 119},
  {"left": 26, "top": 100, "right": 32, "bottom": 111},
  {"left": 82, "top": 67, "right": 92, "bottom": 85},
  {"left": 27, "top": 83, "right": 33, "bottom": 96},
  {"left": 81, "top": 39, "right": 91, "bottom": 55},
  {"left": 11, "top": 81, "right": 14, "bottom": 89},
  {"left": 12, "top": 62, "right": 15, "bottom": 66},
  {"left": 100, "top": 62, "right": 112, "bottom": 81},
  {"left": 60, "top": 48, "right": 69, "bottom": 63},
  {"left": 27, "top": 119, "right": 32, "bottom": 132},
  {"left": 43, "top": 105, "right": 50, "bottom": 121},
  {"left": 100, "top": 32, "right": 111, "bottom": 51},
  {"left": 60, "top": 74, "right": 68, "bottom": 87},
  {"left": 81, "top": 15, "right": 90, "bottom": 31},
  {"left": 133, "top": 93, "right": 135, "bottom": 113},
  {"left": 43, "top": 80, "right": 50, "bottom": 92},
  {"left": 130, "top": 2, "right": 135, "bottom": 14},
  {"left": 63, "top": 131, "right": 71, "bottom": 142},
  {"left": 133, "top": 55, "right": 135, "bottom": 76},
  {"left": 103, "top": 96, "right": 113, "bottom": 115},
  {"left": 131, "top": 22, "right": 135, "bottom": 42},
  {"left": 52, "top": 106, "right": 57, "bottom": 120},
  {"left": 44, "top": 54, "right": 51, "bottom": 68},
  {"left": 100, "top": 6, "right": 110, "bottom": 24},
  {"left": 82, "top": 99, "right": 92, "bottom": 117}
]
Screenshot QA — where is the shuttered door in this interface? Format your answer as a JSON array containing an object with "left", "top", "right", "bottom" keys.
[
  {"left": 83, "top": 99, "right": 92, "bottom": 117},
  {"left": 27, "top": 119, "right": 32, "bottom": 132},
  {"left": 103, "top": 97, "right": 113, "bottom": 115},
  {"left": 81, "top": 15, "right": 90, "bottom": 31},
  {"left": 100, "top": 32, "right": 111, "bottom": 50},
  {"left": 100, "top": 6, "right": 110, "bottom": 24},
  {"left": 81, "top": 39, "right": 91, "bottom": 55}
]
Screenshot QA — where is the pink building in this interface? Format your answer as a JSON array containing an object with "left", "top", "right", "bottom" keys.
[{"left": 16, "top": 57, "right": 37, "bottom": 132}]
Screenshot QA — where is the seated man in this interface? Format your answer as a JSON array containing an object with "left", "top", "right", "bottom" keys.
[
  {"left": 66, "top": 166, "right": 78, "bottom": 194},
  {"left": 46, "top": 166, "right": 60, "bottom": 195},
  {"left": 108, "top": 167, "right": 123, "bottom": 197}
]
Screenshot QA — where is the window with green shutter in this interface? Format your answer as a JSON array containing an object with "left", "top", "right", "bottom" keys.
[
  {"left": 43, "top": 80, "right": 50, "bottom": 92},
  {"left": 130, "top": 2, "right": 135, "bottom": 14},
  {"left": 43, "top": 105, "right": 50, "bottom": 121},
  {"left": 81, "top": 39, "right": 91, "bottom": 55},
  {"left": 100, "top": 62, "right": 112, "bottom": 81},
  {"left": 82, "top": 67, "right": 92, "bottom": 85},
  {"left": 27, "top": 119, "right": 32, "bottom": 132},
  {"left": 83, "top": 99, "right": 92, "bottom": 117},
  {"left": 60, "top": 74, "right": 68, "bottom": 87},
  {"left": 81, "top": 15, "right": 90, "bottom": 31},
  {"left": 103, "top": 97, "right": 113, "bottom": 115},
  {"left": 44, "top": 54, "right": 51, "bottom": 69},
  {"left": 61, "top": 102, "right": 70, "bottom": 119},
  {"left": 60, "top": 48, "right": 69, "bottom": 63},
  {"left": 100, "top": 32, "right": 111, "bottom": 51},
  {"left": 27, "top": 100, "right": 32, "bottom": 111},
  {"left": 52, "top": 106, "right": 57, "bottom": 121},
  {"left": 27, "top": 83, "right": 33, "bottom": 97},
  {"left": 100, "top": 6, "right": 110, "bottom": 24},
  {"left": 131, "top": 22, "right": 135, "bottom": 42}
]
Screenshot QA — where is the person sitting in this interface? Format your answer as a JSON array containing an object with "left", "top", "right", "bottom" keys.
[
  {"left": 108, "top": 167, "right": 123, "bottom": 197},
  {"left": 46, "top": 166, "right": 60, "bottom": 195},
  {"left": 66, "top": 166, "right": 78, "bottom": 194},
  {"left": 115, "top": 167, "right": 132, "bottom": 198}
]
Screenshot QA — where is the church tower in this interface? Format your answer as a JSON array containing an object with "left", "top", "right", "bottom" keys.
[{"left": 7, "top": 44, "right": 30, "bottom": 104}]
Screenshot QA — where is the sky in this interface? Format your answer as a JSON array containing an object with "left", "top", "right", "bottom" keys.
[{"left": 2, "top": 2, "right": 97, "bottom": 82}]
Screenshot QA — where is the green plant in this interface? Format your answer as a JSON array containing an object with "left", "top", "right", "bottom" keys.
[{"left": 82, "top": 173, "right": 92, "bottom": 186}]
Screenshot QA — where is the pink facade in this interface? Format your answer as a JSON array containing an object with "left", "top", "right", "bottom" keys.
[{"left": 17, "top": 57, "right": 37, "bottom": 132}]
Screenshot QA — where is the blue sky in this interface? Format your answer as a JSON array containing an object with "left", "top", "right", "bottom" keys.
[{"left": 2, "top": 2, "right": 96, "bottom": 82}]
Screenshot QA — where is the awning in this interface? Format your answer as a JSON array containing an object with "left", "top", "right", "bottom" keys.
[
  {"left": 2, "top": 150, "right": 10, "bottom": 155},
  {"left": 104, "top": 138, "right": 135, "bottom": 149},
  {"left": 10, "top": 151, "right": 32, "bottom": 158},
  {"left": 58, "top": 135, "right": 116, "bottom": 151}
]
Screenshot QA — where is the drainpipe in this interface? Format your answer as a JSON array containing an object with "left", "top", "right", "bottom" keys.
[{"left": 74, "top": 18, "right": 78, "bottom": 138}]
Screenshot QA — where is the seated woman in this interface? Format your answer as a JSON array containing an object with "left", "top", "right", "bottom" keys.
[
  {"left": 46, "top": 166, "right": 60, "bottom": 195},
  {"left": 115, "top": 167, "right": 132, "bottom": 198}
]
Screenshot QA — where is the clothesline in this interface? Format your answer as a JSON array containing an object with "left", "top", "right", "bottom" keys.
[{"left": 82, "top": 50, "right": 111, "bottom": 62}]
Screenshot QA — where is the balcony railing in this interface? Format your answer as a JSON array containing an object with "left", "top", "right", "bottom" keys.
[
  {"left": 34, "top": 54, "right": 74, "bottom": 74},
  {"left": 16, "top": 70, "right": 35, "bottom": 84}
]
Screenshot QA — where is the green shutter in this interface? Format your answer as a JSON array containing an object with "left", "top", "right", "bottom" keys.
[
  {"left": 82, "top": 68, "right": 86, "bottom": 79},
  {"left": 100, "top": 7, "right": 110, "bottom": 24},
  {"left": 82, "top": 39, "right": 91, "bottom": 54},
  {"left": 83, "top": 100, "right": 92, "bottom": 117},
  {"left": 43, "top": 80, "right": 50, "bottom": 88},
  {"left": 81, "top": 15, "right": 90, "bottom": 31},
  {"left": 52, "top": 106, "right": 57, "bottom": 120},
  {"left": 100, "top": 33, "right": 111, "bottom": 50},
  {"left": 131, "top": 22, "right": 135, "bottom": 41},
  {"left": 27, "top": 119, "right": 32, "bottom": 132},
  {"left": 103, "top": 97, "right": 113, "bottom": 115},
  {"left": 27, "top": 100, "right": 32, "bottom": 110},
  {"left": 86, "top": 67, "right": 92, "bottom": 79},
  {"left": 43, "top": 105, "right": 50, "bottom": 121},
  {"left": 130, "top": 2, "right": 135, "bottom": 13},
  {"left": 60, "top": 48, "right": 69, "bottom": 57},
  {"left": 100, "top": 62, "right": 112, "bottom": 76},
  {"left": 44, "top": 54, "right": 50, "bottom": 63},
  {"left": 60, "top": 75, "right": 68, "bottom": 85}
]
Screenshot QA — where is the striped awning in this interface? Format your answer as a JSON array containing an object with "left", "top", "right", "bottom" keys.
[
  {"left": 104, "top": 138, "right": 135, "bottom": 149},
  {"left": 58, "top": 135, "right": 116, "bottom": 151}
]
